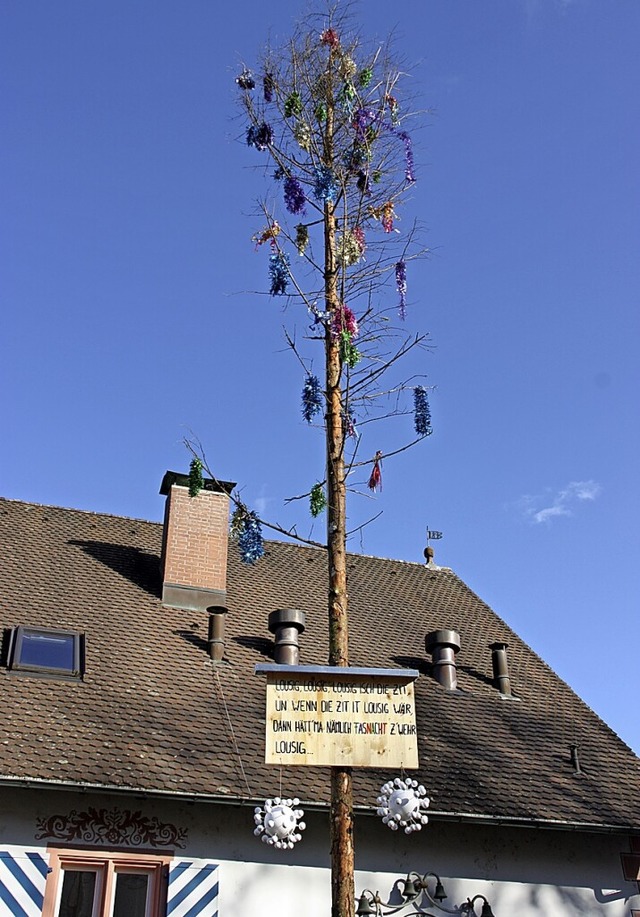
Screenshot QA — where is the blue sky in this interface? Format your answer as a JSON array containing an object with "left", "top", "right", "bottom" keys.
[{"left": 2, "top": 0, "right": 639, "bottom": 753}]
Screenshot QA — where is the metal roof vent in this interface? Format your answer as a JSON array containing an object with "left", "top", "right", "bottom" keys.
[
  {"left": 268, "top": 609, "right": 306, "bottom": 665},
  {"left": 489, "top": 641, "right": 513, "bottom": 696},
  {"left": 425, "top": 629, "right": 460, "bottom": 690},
  {"left": 207, "top": 606, "right": 228, "bottom": 663}
]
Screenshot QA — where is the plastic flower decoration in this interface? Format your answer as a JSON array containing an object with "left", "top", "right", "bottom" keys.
[
  {"left": 254, "top": 797, "right": 306, "bottom": 850},
  {"left": 376, "top": 777, "right": 430, "bottom": 834}
]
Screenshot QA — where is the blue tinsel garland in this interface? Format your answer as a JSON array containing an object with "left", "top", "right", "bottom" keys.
[
  {"left": 269, "top": 252, "right": 290, "bottom": 295},
  {"left": 313, "top": 166, "right": 339, "bottom": 203},
  {"left": 302, "top": 374, "right": 322, "bottom": 423},
  {"left": 246, "top": 122, "right": 273, "bottom": 151},
  {"left": 413, "top": 385, "right": 432, "bottom": 437},
  {"left": 284, "top": 175, "right": 306, "bottom": 215},
  {"left": 396, "top": 260, "right": 407, "bottom": 320},
  {"left": 238, "top": 511, "right": 264, "bottom": 564}
]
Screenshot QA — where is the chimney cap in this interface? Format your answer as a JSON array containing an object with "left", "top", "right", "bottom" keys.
[
  {"left": 425, "top": 629, "right": 461, "bottom": 653},
  {"left": 268, "top": 609, "right": 306, "bottom": 634},
  {"left": 160, "top": 470, "right": 236, "bottom": 497}
]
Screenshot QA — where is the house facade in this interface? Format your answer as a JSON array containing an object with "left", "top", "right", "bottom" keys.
[{"left": 1, "top": 473, "right": 638, "bottom": 916}]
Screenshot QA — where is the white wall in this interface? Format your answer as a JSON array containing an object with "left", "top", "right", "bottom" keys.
[{"left": 0, "top": 787, "right": 637, "bottom": 917}]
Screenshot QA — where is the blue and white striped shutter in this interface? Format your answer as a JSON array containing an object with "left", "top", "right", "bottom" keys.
[
  {"left": 0, "top": 849, "right": 49, "bottom": 917},
  {"left": 167, "top": 861, "right": 219, "bottom": 917}
]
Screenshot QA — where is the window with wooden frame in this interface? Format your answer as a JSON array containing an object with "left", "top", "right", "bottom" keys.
[{"left": 42, "top": 849, "right": 171, "bottom": 917}]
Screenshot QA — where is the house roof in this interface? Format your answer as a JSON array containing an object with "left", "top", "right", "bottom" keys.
[{"left": 1, "top": 495, "right": 639, "bottom": 832}]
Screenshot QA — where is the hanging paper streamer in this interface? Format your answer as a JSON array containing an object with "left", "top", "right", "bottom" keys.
[
  {"left": 188, "top": 457, "right": 203, "bottom": 498},
  {"left": 284, "top": 175, "right": 306, "bottom": 215},
  {"left": 310, "top": 483, "right": 327, "bottom": 517},
  {"left": 368, "top": 451, "right": 383, "bottom": 491},
  {"left": 236, "top": 69, "right": 255, "bottom": 90},
  {"left": 252, "top": 221, "right": 280, "bottom": 249},
  {"left": 246, "top": 122, "right": 273, "bottom": 151},
  {"left": 320, "top": 28, "right": 340, "bottom": 48},
  {"left": 395, "top": 260, "right": 407, "bottom": 319},
  {"left": 302, "top": 374, "right": 322, "bottom": 423},
  {"left": 263, "top": 72, "right": 274, "bottom": 102},
  {"left": 295, "top": 223, "right": 309, "bottom": 256},
  {"left": 313, "top": 166, "right": 339, "bottom": 203},
  {"left": 234, "top": 509, "right": 264, "bottom": 564},
  {"left": 284, "top": 91, "right": 303, "bottom": 118},
  {"left": 413, "top": 386, "right": 432, "bottom": 437},
  {"left": 269, "top": 252, "right": 290, "bottom": 295},
  {"left": 376, "top": 778, "right": 430, "bottom": 834}
]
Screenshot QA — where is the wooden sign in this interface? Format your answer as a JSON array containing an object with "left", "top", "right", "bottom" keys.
[{"left": 255, "top": 664, "right": 419, "bottom": 768}]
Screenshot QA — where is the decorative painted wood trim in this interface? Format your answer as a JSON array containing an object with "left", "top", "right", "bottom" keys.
[{"left": 35, "top": 808, "right": 187, "bottom": 849}]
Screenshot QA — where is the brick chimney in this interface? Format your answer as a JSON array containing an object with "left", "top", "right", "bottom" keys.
[{"left": 160, "top": 470, "right": 235, "bottom": 612}]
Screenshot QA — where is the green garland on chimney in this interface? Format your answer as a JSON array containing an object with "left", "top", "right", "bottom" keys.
[{"left": 188, "top": 457, "right": 204, "bottom": 497}]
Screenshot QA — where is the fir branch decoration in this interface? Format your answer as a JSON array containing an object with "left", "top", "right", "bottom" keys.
[
  {"left": 188, "top": 457, "right": 204, "bottom": 497},
  {"left": 302, "top": 374, "right": 323, "bottom": 423},
  {"left": 269, "top": 252, "right": 290, "bottom": 295},
  {"left": 310, "top": 483, "right": 327, "bottom": 517},
  {"left": 413, "top": 385, "right": 432, "bottom": 437}
]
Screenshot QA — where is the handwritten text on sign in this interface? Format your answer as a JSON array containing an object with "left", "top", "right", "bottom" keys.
[{"left": 264, "top": 671, "right": 418, "bottom": 768}]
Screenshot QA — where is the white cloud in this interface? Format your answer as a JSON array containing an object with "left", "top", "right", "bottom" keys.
[{"left": 519, "top": 480, "right": 602, "bottom": 525}]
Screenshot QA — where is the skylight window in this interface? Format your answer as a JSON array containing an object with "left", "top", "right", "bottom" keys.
[{"left": 8, "top": 626, "right": 83, "bottom": 677}]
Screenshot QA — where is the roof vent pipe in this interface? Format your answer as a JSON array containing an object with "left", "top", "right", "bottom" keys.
[
  {"left": 268, "top": 609, "right": 306, "bottom": 665},
  {"left": 425, "top": 629, "right": 461, "bottom": 690},
  {"left": 207, "top": 606, "right": 228, "bottom": 663},
  {"left": 489, "top": 641, "right": 513, "bottom": 696}
]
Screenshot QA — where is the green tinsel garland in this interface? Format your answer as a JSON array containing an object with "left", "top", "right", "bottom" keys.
[
  {"left": 340, "top": 331, "right": 361, "bottom": 368},
  {"left": 284, "top": 91, "right": 303, "bottom": 117},
  {"left": 188, "top": 457, "right": 204, "bottom": 497},
  {"left": 315, "top": 101, "right": 327, "bottom": 123},
  {"left": 310, "top": 482, "right": 327, "bottom": 517},
  {"left": 358, "top": 67, "right": 373, "bottom": 88}
]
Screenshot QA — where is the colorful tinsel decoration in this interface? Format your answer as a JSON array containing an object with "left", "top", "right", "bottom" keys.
[
  {"left": 246, "top": 122, "right": 273, "bottom": 151},
  {"left": 269, "top": 252, "right": 290, "bottom": 295},
  {"left": 356, "top": 170, "right": 370, "bottom": 195},
  {"left": 236, "top": 69, "right": 255, "bottom": 91},
  {"left": 358, "top": 67, "right": 373, "bottom": 88},
  {"left": 413, "top": 386, "right": 432, "bottom": 437},
  {"left": 332, "top": 304, "right": 358, "bottom": 338},
  {"left": 339, "top": 55, "right": 357, "bottom": 79},
  {"left": 345, "top": 409, "right": 357, "bottom": 438},
  {"left": 310, "top": 483, "right": 327, "bottom": 517},
  {"left": 337, "top": 228, "right": 366, "bottom": 267},
  {"left": 381, "top": 201, "right": 396, "bottom": 233},
  {"left": 294, "top": 122, "right": 311, "bottom": 151},
  {"left": 313, "top": 166, "right": 339, "bottom": 203},
  {"left": 368, "top": 451, "right": 383, "bottom": 491},
  {"left": 353, "top": 106, "right": 377, "bottom": 140},
  {"left": 395, "top": 260, "right": 407, "bottom": 319},
  {"left": 295, "top": 223, "right": 309, "bottom": 256},
  {"left": 320, "top": 28, "right": 340, "bottom": 48},
  {"left": 188, "top": 457, "right": 203, "bottom": 498},
  {"left": 398, "top": 131, "right": 416, "bottom": 184},
  {"left": 284, "top": 175, "right": 306, "bottom": 215},
  {"left": 339, "top": 81, "right": 357, "bottom": 115},
  {"left": 236, "top": 510, "right": 265, "bottom": 565},
  {"left": 302, "top": 374, "right": 322, "bottom": 423},
  {"left": 252, "top": 221, "right": 280, "bottom": 249},
  {"left": 263, "top": 72, "right": 274, "bottom": 103},
  {"left": 284, "top": 91, "right": 303, "bottom": 118},
  {"left": 340, "top": 331, "right": 361, "bottom": 368}
]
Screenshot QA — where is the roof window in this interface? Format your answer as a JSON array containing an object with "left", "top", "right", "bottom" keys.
[{"left": 6, "top": 626, "right": 83, "bottom": 678}]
